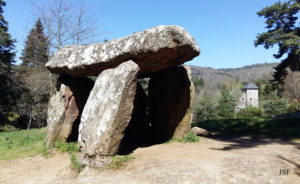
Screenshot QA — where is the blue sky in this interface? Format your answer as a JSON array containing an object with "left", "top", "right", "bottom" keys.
[{"left": 4, "top": 0, "right": 282, "bottom": 68}]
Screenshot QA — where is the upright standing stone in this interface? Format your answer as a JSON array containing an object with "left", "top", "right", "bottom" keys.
[
  {"left": 78, "top": 60, "right": 139, "bottom": 157},
  {"left": 149, "top": 66, "right": 194, "bottom": 142},
  {"left": 46, "top": 76, "right": 94, "bottom": 147}
]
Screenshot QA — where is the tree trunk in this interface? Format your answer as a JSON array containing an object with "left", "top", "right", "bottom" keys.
[{"left": 27, "top": 115, "right": 32, "bottom": 130}]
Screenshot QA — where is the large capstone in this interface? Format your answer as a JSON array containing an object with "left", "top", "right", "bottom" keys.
[
  {"left": 78, "top": 60, "right": 139, "bottom": 157},
  {"left": 46, "top": 76, "right": 94, "bottom": 147},
  {"left": 148, "top": 66, "right": 194, "bottom": 142},
  {"left": 46, "top": 25, "right": 200, "bottom": 77}
]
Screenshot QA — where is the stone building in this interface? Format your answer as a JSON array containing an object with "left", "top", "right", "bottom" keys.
[{"left": 238, "top": 82, "right": 259, "bottom": 109}]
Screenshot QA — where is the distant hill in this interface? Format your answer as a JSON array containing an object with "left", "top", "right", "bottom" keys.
[{"left": 189, "top": 62, "right": 278, "bottom": 83}]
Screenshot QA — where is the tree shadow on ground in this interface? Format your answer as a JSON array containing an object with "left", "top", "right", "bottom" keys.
[
  {"left": 210, "top": 135, "right": 300, "bottom": 151},
  {"left": 193, "top": 117, "right": 300, "bottom": 151},
  {"left": 277, "top": 155, "right": 300, "bottom": 176}
]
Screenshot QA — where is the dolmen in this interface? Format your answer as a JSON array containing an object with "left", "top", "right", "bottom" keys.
[{"left": 46, "top": 25, "right": 200, "bottom": 167}]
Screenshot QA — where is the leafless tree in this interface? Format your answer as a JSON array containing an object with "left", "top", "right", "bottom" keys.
[
  {"left": 30, "top": 0, "right": 100, "bottom": 55},
  {"left": 284, "top": 68, "right": 300, "bottom": 100},
  {"left": 70, "top": 0, "right": 99, "bottom": 45}
]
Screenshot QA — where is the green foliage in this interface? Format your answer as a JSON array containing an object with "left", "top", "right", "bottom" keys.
[
  {"left": 52, "top": 139, "right": 82, "bottom": 172},
  {"left": 12, "top": 18, "right": 51, "bottom": 129},
  {"left": 0, "top": 124, "right": 18, "bottom": 132},
  {"left": 237, "top": 107, "right": 263, "bottom": 118},
  {"left": 0, "top": 0, "right": 17, "bottom": 121},
  {"left": 52, "top": 140, "right": 79, "bottom": 153},
  {"left": 7, "top": 112, "right": 20, "bottom": 122},
  {"left": 217, "top": 87, "right": 236, "bottom": 119},
  {"left": 70, "top": 153, "right": 83, "bottom": 172},
  {"left": 14, "top": 66, "right": 51, "bottom": 129},
  {"left": 194, "top": 77, "right": 204, "bottom": 87},
  {"left": 193, "top": 117, "right": 300, "bottom": 138},
  {"left": 0, "top": 128, "right": 46, "bottom": 160},
  {"left": 107, "top": 154, "right": 136, "bottom": 169},
  {"left": 289, "top": 100, "right": 300, "bottom": 112},
  {"left": 20, "top": 18, "right": 49, "bottom": 66},
  {"left": 196, "top": 94, "right": 217, "bottom": 122},
  {"left": 263, "top": 98, "right": 289, "bottom": 116},
  {"left": 255, "top": 0, "right": 300, "bottom": 82},
  {"left": 167, "top": 133, "right": 199, "bottom": 143}
]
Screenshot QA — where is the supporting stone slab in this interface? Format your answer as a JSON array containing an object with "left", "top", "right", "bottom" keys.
[
  {"left": 46, "top": 76, "right": 94, "bottom": 147},
  {"left": 78, "top": 60, "right": 139, "bottom": 157},
  {"left": 148, "top": 66, "right": 194, "bottom": 142}
]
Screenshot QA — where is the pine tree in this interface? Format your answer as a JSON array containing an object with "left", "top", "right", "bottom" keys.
[
  {"left": 255, "top": 0, "right": 300, "bottom": 82},
  {"left": 217, "top": 87, "right": 236, "bottom": 119},
  {"left": 18, "top": 18, "right": 50, "bottom": 129},
  {"left": 196, "top": 93, "right": 217, "bottom": 122},
  {"left": 0, "top": 0, "right": 16, "bottom": 121},
  {"left": 20, "top": 18, "right": 49, "bottom": 66}
]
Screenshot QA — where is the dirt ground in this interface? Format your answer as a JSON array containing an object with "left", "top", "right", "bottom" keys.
[{"left": 0, "top": 136, "right": 300, "bottom": 184}]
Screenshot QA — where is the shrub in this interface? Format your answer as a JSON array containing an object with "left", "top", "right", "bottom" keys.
[
  {"left": 217, "top": 88, "right": 236, "bottom": 119},
  {"left": 237, "top": 107, "right": 263, "bottom": 118},
  {"left": 289, "top": 100, "right": 300, "bottom": 112},
  {"left": 263, "top": 99, "right": 289, "bottom": 116},
  {"left": 167, "top": 133, "right": 199, "bottom": 143},
  {"left": 0, "top": 124, "right": 18, "bottom": 132},
  {"left": 196, "top": 94, "right": 217, "bottom": 122}
]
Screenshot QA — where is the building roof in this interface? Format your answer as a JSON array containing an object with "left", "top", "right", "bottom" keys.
[{"left": 242, "top": 82, "right": 259, "bottom": 90}]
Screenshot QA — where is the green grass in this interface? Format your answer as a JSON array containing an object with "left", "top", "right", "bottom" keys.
[
  {"left": 70, "top": 152, "right": 82, "bottom": 172},
  {"left": 192, "top": 117, "right": 300, "bottom": 138},
  {"left": 107, "top": 154, "right": 135, "bottom": 169},
  {"left": 0, "top": 128, "right": 47, "bottom": 160},
  {"left": 167, "top": 132, "right": 200, "bottom": 143},
  {"left": 0, "top": 128, "right": 83, "bottom": 171},
  {"left": 51, "top": 140, "right": 82, "bottom": 172},
  {"left": 52, "top": 139, "right": 79, "bottom": 153}
]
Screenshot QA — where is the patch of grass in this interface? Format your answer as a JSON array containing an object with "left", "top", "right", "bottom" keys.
[
  {"left": 167, "top": 132, "right": 200, "bottom": 143},
  {"left": 70, "top": 153, "right": 83, "bottom": 172},
  {"left": 107, "top": 154, "right": 135, "bottom": 169},
  {"left": 0, "top": 127, "right": 83, "bottom": 172},
  {"left": 192, "top": 117, "right": 300, "bottom": 138},
  {"left": 51, "top": 140, "right": 82, "bottom": 172},
  {"left": 52, "top": 140, "right": 79, "bottom": 153},
  {"left": 0, "top": 128, "right": 47, "bottom": 160}
]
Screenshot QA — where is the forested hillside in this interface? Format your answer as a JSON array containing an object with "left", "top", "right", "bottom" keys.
[
  {"left": 189, "top": 62, "right": 277, "bottom": 99},
  {"left": 190, "top": 62, "right": 277, "bottom": 82}
]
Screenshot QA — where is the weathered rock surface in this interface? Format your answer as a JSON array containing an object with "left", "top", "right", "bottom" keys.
[
  {"left": 46, "top": 76, "right": 94, "bottom": 147},
  {"left": 79, "top": 155, "right": 113, "bottom": 168},
  {"left": 191, "top": 127, "right": 211, "bottom": 137},
  {"left": 149, "top": 66, "right": 194, "bottom": 142},
  {"left": 78, "top": 61, "right": 139, "bottom": 157},
  {"left": 46, "top": 25, "right": 200, "bottom": 77}
]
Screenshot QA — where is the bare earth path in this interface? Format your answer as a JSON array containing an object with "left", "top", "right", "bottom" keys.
[{"left": 1, "top": 137, "right": 299, "bottom": 184}]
